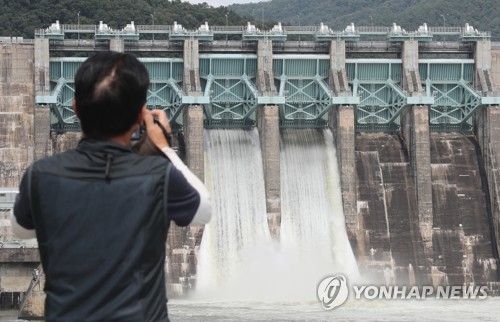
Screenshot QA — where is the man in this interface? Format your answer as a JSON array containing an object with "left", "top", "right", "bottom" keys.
[{"left": 11, "top": 51, "right": 211, "bottom": 321}]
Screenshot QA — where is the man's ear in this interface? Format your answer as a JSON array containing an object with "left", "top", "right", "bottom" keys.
[
  {"left": 137, "top": 104, "right": 147, "bottom": 125},
  {"left": 72, "top": 99, "right": 80, "bottom": 118}
]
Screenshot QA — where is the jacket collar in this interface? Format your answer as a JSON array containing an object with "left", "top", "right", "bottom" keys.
[{"left": 77, "top": 139, "right": 132, "bottom": 154}]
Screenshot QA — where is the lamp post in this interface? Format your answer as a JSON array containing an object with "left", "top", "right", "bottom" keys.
[
  {"left": 297, "top": 14, "right": 300, "bottom": 44},
  {"left": 440, "top": 14, "right": 446, "bottom": 42},
  {"left": 225, "top": 14, "right": 228, "bottom": 45},
  {"left": 261, "top": 8, "right": 264, "bottom": 30},
  {"left": 369, "top": 15, "right": 373, "bottom": 26},
  {"left": 150, "top": 13, "right": 155, "bottom": 43},
  {"left": 77, "top": 11, "right": 80, "bottom": 44}
]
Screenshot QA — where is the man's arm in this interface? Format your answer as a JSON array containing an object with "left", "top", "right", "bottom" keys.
[
  {"left": 162, "top": 147, "right": 211, "bottom": 225},
  {"left": 143, "top": 108, "right": 212, "bottom": 226}
]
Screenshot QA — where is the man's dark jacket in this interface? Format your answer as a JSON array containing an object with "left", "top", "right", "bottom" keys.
[{"left": 14, "top": 139, "right": 200, "bottom": 321}]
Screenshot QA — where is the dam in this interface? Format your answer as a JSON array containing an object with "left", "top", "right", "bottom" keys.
[{"left": 1, "top": 20, "right": 500, "bottom": 314}]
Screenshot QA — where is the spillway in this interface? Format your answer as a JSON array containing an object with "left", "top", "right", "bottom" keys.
[
  {"left": 280, "top": 129, "right": 359, "bottom": 288},
  {"left": 197, "top": 129, "right": 271, "bottom": 295},
  {"left": 197, "top": 128, "right": 358, "bottom": 301}
]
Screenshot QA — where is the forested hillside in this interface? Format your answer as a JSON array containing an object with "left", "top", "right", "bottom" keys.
[
  {"left": 3, "top": 0, "right": 499, "bottom": 41},
  {"left": 231, "top": 0, "right": 500, "bottom": 40},
  {"left": 0, "top": 0, "right": 255, "bottom": 38}
]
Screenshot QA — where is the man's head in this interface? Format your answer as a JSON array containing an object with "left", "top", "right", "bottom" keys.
[{"left": 74, "top": 51, "right": 149, "bottom": 139}]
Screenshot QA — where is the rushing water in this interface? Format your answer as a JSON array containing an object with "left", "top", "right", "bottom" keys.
[
  {"left": 167, "top": 297, "right": 500, "bottom": 321},
  {"left": 279, "top": 129, "right": 359, "bottom": 298},
  {"left": 197, "top": 129, "right": 358, "bottom": 303},
  {"left": 197, "top": 129, "right": 272, "bottom": 297}
]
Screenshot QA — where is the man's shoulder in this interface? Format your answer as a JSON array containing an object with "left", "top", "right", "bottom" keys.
[
  {"left": 31, "top": 149, "right": 79, "bottom": 171},
  {"left": 29, "top": 144, "right": 172, "bottom": 179},
  {"left": 128, "top": 153, "right": 172, "bottom": 174}
]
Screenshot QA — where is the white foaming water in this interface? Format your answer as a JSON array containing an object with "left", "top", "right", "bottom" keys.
[
  {"left": 196, "top": 128, "right": 358, "bottom": 301},
  {"left": 197, "top": 129, "right": 272, "bottom": 297},
  {"left": 280, "top": 129, "right": 359, "bottom": 298}
]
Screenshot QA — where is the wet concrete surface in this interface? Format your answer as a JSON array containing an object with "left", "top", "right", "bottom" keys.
[{"left": 355, "top": 132, "right": 498, "bottom": 286}]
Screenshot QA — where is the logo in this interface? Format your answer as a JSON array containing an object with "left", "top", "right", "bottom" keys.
[
  {"left": 317, "top": 275, "right": 489, "bottom": 310},
  {"left": 317, "top": 275, "right": 349, "bottom": 310}
]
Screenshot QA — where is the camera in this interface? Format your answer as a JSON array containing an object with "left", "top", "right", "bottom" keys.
[{"left": 131, "top": 117, "right": 174, "bottom": 157}]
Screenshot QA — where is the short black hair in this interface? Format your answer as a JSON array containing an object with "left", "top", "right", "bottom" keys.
[{"left": 74, "top": 51, "right": 149, "bottom": 139}]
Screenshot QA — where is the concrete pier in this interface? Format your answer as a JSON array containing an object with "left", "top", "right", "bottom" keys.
[
  {"left": 109, "top": 39, "right": 125, "bottom": 53},
  {"left": 0, "top": 42, "right": 39, "bottom": 310},
  {"left": 256, "top": 39, "right": 281, "bottom": 238},
  {"left": 401, "top": 40, "right": 434, "bottom": 265},
  {"left": 474, "top": 39, "right": 500, "bottom": 261},
  {"left": 256, "top": 105, "right": 280, "bottom": 238},
  {"left": 165, "top": 39, "right": 206, "bottom": 296},
  {"left": 33, "top": 39, "right": 51, "bottom": 162},
  {"left": 401, "top": 106, "right": 433, "bottom": 265},
  {"left": 0, "top": 44, "right": 35, "bottom": 187},
  {"left": 475, "top": 106, "right": 500, "bottom": 261},
  {"left": 328, "top": 40, "right": 358, "bottom": 238},
  {"left": 34, "top": 106, "right": 51, "bottom": 161},
  {"left": 183, "top": 38, "right": 204, "bottom": 179},
  {"left": 328, "top": 106, "right": 356, "bottom": 236}
]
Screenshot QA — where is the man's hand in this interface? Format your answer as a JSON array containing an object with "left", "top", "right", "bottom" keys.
[{"left": 142, "top": 108, "right": 172, "bottom": 149}]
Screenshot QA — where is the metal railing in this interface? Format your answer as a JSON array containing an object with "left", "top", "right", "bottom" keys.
[{"left": 34, "top": 22, "right": 492, "bottom": 41}]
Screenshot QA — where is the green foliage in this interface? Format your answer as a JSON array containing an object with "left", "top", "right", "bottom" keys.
[
  {"left": 4, "top": 0, "right": 497, "bottom": 41},
  {"left": 0, "top": 0, "right": 252, "bottom": 38},
  {"left": 231, "top": 0, "right": 500, "bottom": 40}
]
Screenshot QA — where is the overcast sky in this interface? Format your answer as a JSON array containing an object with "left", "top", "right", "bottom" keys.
[{"left": 185, "top": 0, "right": 266, "bottom": 7}]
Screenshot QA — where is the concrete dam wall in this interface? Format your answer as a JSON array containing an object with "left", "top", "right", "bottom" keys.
[
  {"left": 355, "top": 132, "right": 497, "bottom": 287},
  {"left": 2, "top": 29, "right": 500, "bottom": 312},
  {"left": 0, "top": 44, "right": 35, "bottom": 187},
  {"left": 355, "top": 133, "right": 423, "bottom": 284}
]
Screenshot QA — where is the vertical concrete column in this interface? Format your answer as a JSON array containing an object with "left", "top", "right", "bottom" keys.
[
  {"left": 402, "top": 40, "right": 433, "bottom": 264},
  {"left": 330, "top": 41, "right": 345, "bottom": 69},
  {"left": 33, "top": 39, "right": 51, "bottom": 161},
  {"left": 182, "top": 38, "right": 204, "bottom": 179},
  {"left": 165, "top": 39, "right": 204, "bottom": 296},
  {"left": 475, "top": 106, "right": 500, "bottom": 260},
  {"left": 256, "top": 106, "right": 280, "bottom": 238},
  {"left": 256, "top": 39, "right": 281, "bottom": 238},
  {"left": 329, "top": 40, "right": 349, "bottom": 94},
  {"left": 402, "top": 40, "right": 422, "bottom": 94},
  {"left": 183, "top": 40, "right": 201, "bottom": 94},
  {"left": 402, "top": 105, "right": 433, "bottom": 263},
  {"left": 183, "top": 106, "right": 204, "bottom": 180},
  {"left": 474, "top": 40, "right": 500, "bottom": 258},
  {"left": 328, "top": 106, "right": 357, "bottom": 235},
  {"left": 34, "top": 39, "right": 49, "bottom": 96},
  {"left": 0, "top": 44, "right": 35, "bottom": 186},
  {"left": 328, "top": 40, "right": 357, "bottom": 239},
  {"left": 182, "top": 38, "right": 204, "bottom": 178},
  {"left": 490, "top": 44, "right": 500, "bottom": 87},
  {"left": 109, "top": 39, "right": 125, "bottom": 53},
  {"left": 475, "top": 39, "right": 492, "bottom": 71},
  {"left": 474, "top": 40, "right": 495, "bottom": 94},
  {"left": 257, "top": 39, "right": 276, "bottom": 95},
  {"left": 34, "top": 106, "right": 51, "bottom": 161}
]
